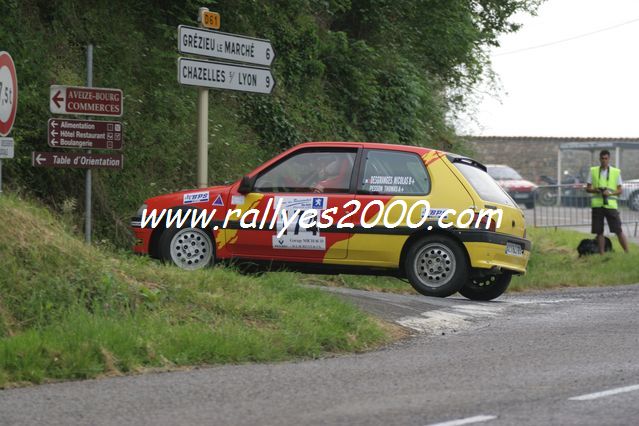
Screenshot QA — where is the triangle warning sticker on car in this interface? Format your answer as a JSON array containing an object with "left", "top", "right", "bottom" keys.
[{"left": 212, "top": 194, "right": 224, "bottom": 207}]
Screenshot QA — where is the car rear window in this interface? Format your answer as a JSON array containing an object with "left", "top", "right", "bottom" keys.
[{"left": 453, "top": 161, "right": 516, "bottom": 207}]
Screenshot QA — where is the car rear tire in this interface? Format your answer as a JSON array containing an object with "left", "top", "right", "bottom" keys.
[
  {"left": 159, "top": 227, "right": 215, "bottom": 270},
  {"left": 404, "top": 235, "right": 469, "bottom": 298},
  {"left": 525, "top": 202, "right": 534, "bottom": 209},
  {"left": 459, "top": 272, "right": 512, "bottom": 301},
  {"left": 536, "top": 187, "right": 557, "bottom": 206}
]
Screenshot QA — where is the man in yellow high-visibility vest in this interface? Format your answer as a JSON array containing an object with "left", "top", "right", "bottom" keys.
[{"left": 585, "top": 149, "right": 629, "bottom": 254}]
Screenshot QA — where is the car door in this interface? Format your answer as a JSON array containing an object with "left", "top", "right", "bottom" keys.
[
  {"left": 348, "top": 148, "right": 432, "bottom": 266},
  {"left": 229, "top": 147, "right": 360, "bottom": 261}
]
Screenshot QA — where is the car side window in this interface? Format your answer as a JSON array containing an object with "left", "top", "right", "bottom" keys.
[
  {"left": 358, "top": 150, "right": 430, "bottom": 195},
  {"left": 254, "top": 150, "right": 357, "bottom": 193}
]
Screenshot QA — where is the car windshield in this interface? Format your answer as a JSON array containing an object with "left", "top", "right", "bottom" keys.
[
  {"left": 487, "top": 166, "right": 523, "bottom": 180},
  {"left": 453, "top": 162, "right": 516, "bottom": 207}
]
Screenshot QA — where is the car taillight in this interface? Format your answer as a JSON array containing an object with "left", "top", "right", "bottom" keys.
[{"left": 473, "top": 212, "right": 497, "bottom": 232}]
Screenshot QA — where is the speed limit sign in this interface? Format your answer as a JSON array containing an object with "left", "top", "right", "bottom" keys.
[{"left": 0, "top": 52, "right": 18, "bottom": 137}]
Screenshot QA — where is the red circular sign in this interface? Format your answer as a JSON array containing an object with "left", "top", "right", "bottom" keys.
[{"left": 0, "top": 51, "right": 18, "bottom": 136}]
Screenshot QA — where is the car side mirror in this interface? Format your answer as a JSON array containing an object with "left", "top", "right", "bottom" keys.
[{"left": 238, "top": 175, "right": 255, "bottom": 194}]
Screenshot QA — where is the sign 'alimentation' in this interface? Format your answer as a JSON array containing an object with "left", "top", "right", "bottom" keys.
[{"left": 48, "top": 118, "right": 123, "bottom": 150}]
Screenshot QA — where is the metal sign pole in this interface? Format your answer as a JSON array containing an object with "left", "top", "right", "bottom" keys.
[
  {"left": 85, "top": 44, "right": 93, "bottom": 244},
  {"left": 0, "top": 159, "right": 3, "bottom": 194},
  {"left": 197, "top": 7, "right": 209, "bottom": 188}
]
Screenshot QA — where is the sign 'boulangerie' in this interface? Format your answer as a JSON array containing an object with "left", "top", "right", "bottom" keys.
[{"left": 47, "top": 118, "right": 123, "bottom": 150}]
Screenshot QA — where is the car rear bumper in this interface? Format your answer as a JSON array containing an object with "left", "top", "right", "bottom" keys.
[{"left": 464, "top": 240, "right": 530, "bottom": 274}]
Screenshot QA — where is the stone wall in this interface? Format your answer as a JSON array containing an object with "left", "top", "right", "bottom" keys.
[{"left": 464, "top": 137, "right": 639, "bottom": 183}]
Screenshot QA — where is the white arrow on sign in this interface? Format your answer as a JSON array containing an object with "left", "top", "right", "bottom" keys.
[
  {"left": 35, "top": 153, "right": 44, "bottom": 165},
  {"left": 178, "top": 57, "right": 276, "bottom": 94},
  {"left": 178, "top": 26, "right": 276, "bottom": 67}
]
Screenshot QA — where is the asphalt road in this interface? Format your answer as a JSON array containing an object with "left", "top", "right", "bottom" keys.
[{"left": 2, "top": 284, "right": 639, "bottom": 425}]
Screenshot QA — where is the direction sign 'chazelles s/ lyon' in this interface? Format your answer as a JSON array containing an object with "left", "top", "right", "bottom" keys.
[
  {"left": 130, "top": 142, "right": 531, "bottom": 301},
  {"left": 178, "top": 57, "right": 275, "bottom": 94}
]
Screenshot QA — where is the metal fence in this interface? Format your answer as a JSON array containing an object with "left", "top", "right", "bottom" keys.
[{"left": 531, "top": 183, "right": 639, "bottom": 237}]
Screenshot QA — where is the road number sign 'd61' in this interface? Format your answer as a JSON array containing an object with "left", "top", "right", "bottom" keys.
[{"left": 0, "top": 52, "right": 18, "bottom": 137}]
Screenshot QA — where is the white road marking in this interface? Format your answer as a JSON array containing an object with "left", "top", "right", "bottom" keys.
[
  {"left": 508, "top": 298, "right": 580, "bottom": 305},
  {"left": 425, "top": 414, "right": 497, "bottom": 426},
  {"left": 451, "top": 304, "right": 502, "bottom": 316},
  {"left": 569, "top": 384, "right": 639, "bottom": 401},
  {"left": 397, "top": 304, "right": 503, "bottom": 334}
]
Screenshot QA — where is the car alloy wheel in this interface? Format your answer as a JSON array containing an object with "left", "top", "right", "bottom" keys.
[
  {"left": 405, "top": 235, "right": 468, "bottom": 298},
  {"left": 160, "top": 227, "right": 215, "bottom": 270}
]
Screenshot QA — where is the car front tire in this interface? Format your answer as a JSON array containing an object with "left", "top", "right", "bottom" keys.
[
  {"left": 405, "top": 235, "right": 469, "bottom": 298},
  {"left": 159, "top": 227, "right": 215, "bottom": 270},
  {"left": 459, "top": 272, "right": 512, "bottom": 301}
]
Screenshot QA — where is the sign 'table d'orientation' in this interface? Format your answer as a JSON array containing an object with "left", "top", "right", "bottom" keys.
[
  {"left": 178, "top": 57, "right": 275, "bottom": 94},
  {"left": 0, "top": 137, "right": 14, "bottom": 159},
  {"left": 178, "top": 26, "right": 275, "bottom": 67},
  {"left": 48, "top": 118, "right": 123, "bottom": 150},
  {"left": 32, "top": 151, "right": 123, "bottom": 169},
  {"left": 50, "top": 85, "right": 123, "bottom": 117}
]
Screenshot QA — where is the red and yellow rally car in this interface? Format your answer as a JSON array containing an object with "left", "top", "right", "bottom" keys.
[{"left": 131, "top": 142, "right": 531, "bottom": 300}]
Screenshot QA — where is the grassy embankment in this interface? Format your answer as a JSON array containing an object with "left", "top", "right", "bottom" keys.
[
  {"left": 310, "top": 227, "right": 639, "bottom": 294},
  {"left": 0, "top": 194, "right": 393, "bottom": 388}
]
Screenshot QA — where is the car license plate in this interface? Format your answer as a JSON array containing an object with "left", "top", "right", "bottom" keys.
[
  {"left": 513, "top": 193, "right": 528, "bottom": 199},
  {"left": 505, "top": 242, "right": 524, "bottom": 257}
]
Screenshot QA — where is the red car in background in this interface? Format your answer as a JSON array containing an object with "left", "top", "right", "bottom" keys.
[{"left": 486, "top": 165, "right": 537, "bottom": 209}]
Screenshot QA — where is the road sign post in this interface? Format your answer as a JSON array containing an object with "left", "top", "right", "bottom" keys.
[
  {"left": 178, "top": 10, "right": 276, "bottom": 188},
  {"left": 85, "top": 44, "right": 93, "bottom": 244},
  {"left": 196, "top": 7, "right": 209, "bottom": 189}
]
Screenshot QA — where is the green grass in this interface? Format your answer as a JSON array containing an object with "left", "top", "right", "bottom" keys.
[
  {"left": 0, "top": 194, "right": 392, "bottom": 388},
  {"left": 308, "top": 228, "right": 639, "bottom": 295},
  {"left": 509, "top": 227, "right": 639, "bottom": 291}
]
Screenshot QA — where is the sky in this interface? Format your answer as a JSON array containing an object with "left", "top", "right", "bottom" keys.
[{"left": 456, "top": 0, "right": 639, "bottom": 137}]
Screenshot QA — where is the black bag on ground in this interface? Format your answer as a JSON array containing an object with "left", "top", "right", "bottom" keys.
[{"left": 577, "top": 237, "right": 612, "bottom": 256}]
